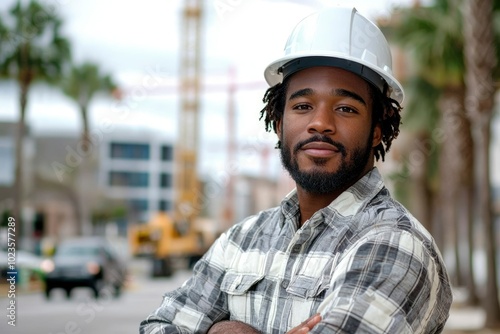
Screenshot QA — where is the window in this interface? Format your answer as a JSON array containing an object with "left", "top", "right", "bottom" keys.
[
  {"left": 161, "top": 145, "right": 174, "bottom": 161},
  {"left": 110, "top": 143, "right": 150, "bottom": 160},
  {"left": 129, "top": 199, "right": 149, "bottom": 212},
  {"left": 160, "top": 173, "right": 172, "bottom": 188},
  {"left": 159, "top": 200, "right": 171, "bottom": 211},
  {"left": 109, "top": 171, "right": 149, "bottom": 187}
]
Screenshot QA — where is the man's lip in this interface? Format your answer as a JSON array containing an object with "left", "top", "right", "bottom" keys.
[
  {"left": 300, "top": 141, "right": 340, "bottom": 152},
  {"left": 300, "top": 141, "right": 341, "bottom": 158}
]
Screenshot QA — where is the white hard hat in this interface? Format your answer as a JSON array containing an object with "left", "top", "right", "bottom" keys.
[{"left": 264, "top": 6, "right": 404, "bottom": 103}]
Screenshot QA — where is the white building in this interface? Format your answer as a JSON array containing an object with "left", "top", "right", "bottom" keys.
[{"left": 98, "top": 131, "right": 175, "bottom": 223}]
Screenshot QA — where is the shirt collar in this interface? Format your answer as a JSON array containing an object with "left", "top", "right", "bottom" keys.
[{"left": 280, "top": 167, "right": 385, "bottom": 221}]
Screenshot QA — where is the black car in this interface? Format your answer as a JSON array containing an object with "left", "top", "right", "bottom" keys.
[{"left": 41, "top": 237, "right": 127, "bottom": 299}]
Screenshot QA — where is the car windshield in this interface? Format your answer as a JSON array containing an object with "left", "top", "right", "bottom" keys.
[{"left": 57, "top": 245, "right": 101, "bottom": 257}]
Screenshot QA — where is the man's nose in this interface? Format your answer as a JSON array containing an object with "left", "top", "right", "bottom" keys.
[{"left": 307, "top": 106, "right": 335, "bottom": 134}]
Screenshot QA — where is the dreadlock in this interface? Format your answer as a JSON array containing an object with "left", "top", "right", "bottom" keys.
[
  {"left": 259, "top": 77, "right": 402, "bottom": 162},
  {"left": 259, "top": 80, "right": 288, "bottom": 133},
  {"left": 370, "top": 83, "right": 403, "bottom": 161}
]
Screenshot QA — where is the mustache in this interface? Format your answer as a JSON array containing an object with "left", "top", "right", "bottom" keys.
[{"left": 293, "top": 134, "right": 347, "bottom": 157}]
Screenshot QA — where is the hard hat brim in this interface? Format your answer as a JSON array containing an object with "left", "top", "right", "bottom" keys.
[{"left": 264, "top": 53, "right": 405, "bottom": 104}]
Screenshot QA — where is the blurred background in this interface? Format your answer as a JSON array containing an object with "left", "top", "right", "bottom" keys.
[{"left": 0, "top": 0, "right": 499, "bottom": 333}]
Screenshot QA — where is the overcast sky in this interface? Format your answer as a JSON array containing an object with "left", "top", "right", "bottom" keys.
[
  {"left": 0, "top": 0, "right": 424, "bottom": 132},
  {"left": 6, "top": 0, "right": 499, "bottom": 185}
]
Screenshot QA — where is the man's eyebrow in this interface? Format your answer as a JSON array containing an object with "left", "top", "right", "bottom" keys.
[
  {"left": 332, "top": 88, "right": 367, "bottom": 106},
  {"left": 288, "top": 88, "right": 314, "bottom": 101},
  {"left": 288, "top": 87, "right": 367, "bottom": 106}
]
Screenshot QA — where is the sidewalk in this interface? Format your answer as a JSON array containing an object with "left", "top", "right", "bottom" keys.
[
  {"left": 443, "top": 288, "right": 500, "bottom": 334},
  {"left": 444, "top": 305, "right": 489, "bottom": 333}
]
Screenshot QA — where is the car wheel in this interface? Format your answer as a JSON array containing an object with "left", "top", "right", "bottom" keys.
[
  {"left": 188, "top": 255, "right": 202, "bottom": 268},
  {"left": 92, "top": 279, "right": 103, "bottom": 299},
  {"left": 113, "top": 284, "right": 122, "bottom": 298},
  {"left": 152, "top": 258, "right": 173, "bottom": 277},
  {"left": 44, "top": 288, "right": 51, "bottom": 300}
]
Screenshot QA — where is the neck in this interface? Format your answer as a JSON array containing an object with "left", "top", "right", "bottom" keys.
[
  {"left": 296, "top": 190, "right": 341, "bottom": 226},
  {"left": 295, "top": 166, "right": 374, "bottom": 226}
]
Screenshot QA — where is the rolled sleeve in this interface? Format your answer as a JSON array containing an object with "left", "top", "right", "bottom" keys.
[{"left": 139, "top": 232, "right": 231, "bottom": 334}]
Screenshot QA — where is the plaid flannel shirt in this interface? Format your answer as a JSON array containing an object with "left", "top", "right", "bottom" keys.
[{"left": 140, "top": 168, "right": 452, "bottom": 333}]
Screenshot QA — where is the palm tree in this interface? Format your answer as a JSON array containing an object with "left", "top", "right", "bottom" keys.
[
  {"left": 390, "top": 0, "right": 472, "bottom": 286},
  {"left": 61, "top": 62, "right": 117, "bottom": 235},
  {"left": 0, "top": 0, "right": 71, "bottom": 241},
  {"left": 384, "top": 74, "right": 441, "bottom": 242},
  {"left": 463, "top": 0, "right": 500, "bottom": 326},
  {"left": 62, "top": 62, "right": 116, "bottom": 153},
  {"left": 394, "top": 76, "right": 441, "bottom": 238},
  {"left": 390, "top": 0, "right": 500, "bottom": 313}
]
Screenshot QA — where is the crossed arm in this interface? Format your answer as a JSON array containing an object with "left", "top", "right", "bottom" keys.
[
  {"left": 140, "top": 229, "right": 451, "bottom": 333},
  {"left": 207, "top": 314, "right": 322, "bottom": 334}
]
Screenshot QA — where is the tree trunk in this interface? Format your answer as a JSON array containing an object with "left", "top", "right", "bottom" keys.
[
  {"left": 409, "top": 132, "right": 434, "bottom": 234},
  {"left": 438, "top": 88, "right": 466, "bottom": 287},
  {"left": 462, "top": 174, "right": 480, "bottom": 305},
  {"left": 13, "top": 39, "right": 33, "bottom": 244},
  {"left": 78, "top": 104, "right": 92, "bottom": 236},
  {"left": 473, "top": 116, "right": 498, "bottom": 325},
  {"left": 463, "top": 0, "right": 500, "bottom": 326},
  {"left": 459, "top": 113, "right": 479, "bottom": 305},
  {"left": 447, "top": 94, "right": 475, "bottom": 293},
  {"left": 12, "top": 80, "right": 28, "bottom": 244}
]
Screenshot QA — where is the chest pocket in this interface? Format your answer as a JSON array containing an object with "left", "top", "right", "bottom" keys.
[
  {"left": 220, "top": 272, "right": 264, "bottom": 322},
  {"left": 286, "top": 275, "right": 330, "bottom": 299},
  {"left": 286, "top": 253, "right": 339, "bottom": 300}
]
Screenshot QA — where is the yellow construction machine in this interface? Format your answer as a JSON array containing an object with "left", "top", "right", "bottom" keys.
[
  {"left": 128, "top": 0, "right": 217, "bottom": 277},
  {"left": 128, "top": 212, "right": 216, "bottom": 276}
]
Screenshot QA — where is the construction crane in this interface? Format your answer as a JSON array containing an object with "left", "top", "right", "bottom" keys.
[
  {"left": 176, "top": 0, "right": 203, "bottom": 225},
  {"left": 128, "top": 0, "right": 277, "bottom": 276},
  {"left": 128, "top": 0, "right": 215, "bottom": 277}
]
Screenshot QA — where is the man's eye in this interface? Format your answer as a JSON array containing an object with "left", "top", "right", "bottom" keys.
[
  {"left": 338, "top": 106, "right": 356, "bottom": 113},
  {"left": 294, "top": 104, "right": 311, "bottom": 110}
]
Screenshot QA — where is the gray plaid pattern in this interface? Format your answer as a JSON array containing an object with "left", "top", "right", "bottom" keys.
[{"left": 140, "top": 168, "right": 452, "bottom": 334}]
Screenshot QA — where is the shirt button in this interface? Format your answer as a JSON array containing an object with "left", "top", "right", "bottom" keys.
[
  {"left": 281, "top": 280, "right": 289, "bottom": 289},
  {"left": 292, "top": 245, "right": 301, "bottom": 253}
]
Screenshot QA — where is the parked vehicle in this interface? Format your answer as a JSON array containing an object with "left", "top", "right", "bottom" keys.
[
  {"left": 41, "top": 237, "right": 127, "bottom": 299},
  {"left": 128, "top": 212, "right": 217, "bottom": 277}
]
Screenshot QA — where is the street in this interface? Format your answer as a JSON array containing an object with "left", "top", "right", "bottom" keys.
[
  {"left": 0, "top": 256, "right": 492, "bottom": 334},
  {"left": 0, "top": 259, "right": 192, "bottom": 334}
]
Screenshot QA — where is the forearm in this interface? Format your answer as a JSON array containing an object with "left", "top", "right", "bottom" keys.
[
  {"left": 140, "top": 315, "right": 188, "bottom": 334},
  {"left": 141, "top": 234, "right": 231, "bottom": 333},
  {"left": 207, "top": 321, "right": 261, "bottom": 334}
]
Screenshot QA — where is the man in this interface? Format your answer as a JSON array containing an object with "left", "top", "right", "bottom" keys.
[{"left": 140, "top": 6, "right": 452, "bottom": 334}]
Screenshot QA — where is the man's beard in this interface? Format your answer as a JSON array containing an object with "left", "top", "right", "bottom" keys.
[{"left": 280, "top": 131, "right": 373, "bottom": 195}]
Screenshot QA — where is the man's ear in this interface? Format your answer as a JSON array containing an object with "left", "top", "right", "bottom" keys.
[
  {"left": 372, "top": 123, "right": 382, "bottom": 148},
  {"left": 276, "top": 120, "right": 282, "bottom": 139}
]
